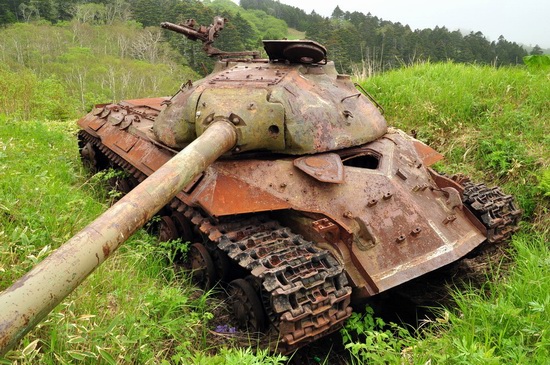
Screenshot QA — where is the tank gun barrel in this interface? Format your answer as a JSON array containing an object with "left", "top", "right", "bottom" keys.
[{"left": 0, "top": 121, "right": 237, "bottom": 356}]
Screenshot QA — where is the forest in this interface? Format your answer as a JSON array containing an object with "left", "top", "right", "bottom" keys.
[
  {"left": 239, "top": 0, "right": 541, "bottom": 70},
  {"left": 1, "top": 0, "right": 545, "bottom": 75}
]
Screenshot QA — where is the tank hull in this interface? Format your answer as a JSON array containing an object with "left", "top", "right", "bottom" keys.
[
  {"left": 77, "top": 100, "right": 488, "bottom": 299},
  {"left": 68, "top": 97, "right": 522, "bottom": 352}
]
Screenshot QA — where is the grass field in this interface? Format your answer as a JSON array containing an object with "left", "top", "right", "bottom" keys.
[{"left": 1, "top": 62, "right": 549, "bottom": 364}]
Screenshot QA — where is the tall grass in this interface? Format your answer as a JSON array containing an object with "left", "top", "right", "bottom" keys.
[
  {"left": 351, "top": 62, "right": 550, "bottom": 364},
  {"left": 0, "top": 119, "right": 285, "bottom": 364},
  {"left": 405, "top": 229, "right": 549, "bottom": 364}
]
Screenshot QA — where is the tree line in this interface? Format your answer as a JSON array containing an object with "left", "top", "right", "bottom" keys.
[
  {"left": 0, "top": 0, "right": 545, "bottom": 90},
  {"left": 241, "top": 0, "right": 544, "bottom": 73}
]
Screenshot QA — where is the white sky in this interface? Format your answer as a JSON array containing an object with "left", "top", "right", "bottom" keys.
[{"left": 235, "top": 0, "right": 550, "bottom": 48}]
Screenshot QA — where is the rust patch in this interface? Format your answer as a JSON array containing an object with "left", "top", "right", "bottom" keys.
[
  {"left": 413, "top": 140, "right": 443, "bottom": 166},
  {"left": 102, "top": 244, "right": 111, "bottom": 259},
  {"left": 88, "top": 117, "right": 106, "bottom": 131},
  {"left": 293, "top": 153, "right": 345, "bottom": 183},
  {"left": 195, "top": 173, "right": 291, "bottom": 216},
  {"left": 113, "top": 133, "right": 138, "bottom": 153}
]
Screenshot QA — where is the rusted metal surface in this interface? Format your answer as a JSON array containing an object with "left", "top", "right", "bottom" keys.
[
  {"left": 0, "top": 121, "right": 237, "bottom": 356},
  {"left": 184, "top": 131, "right": 487, "bottom": 295},
  {"left": 79, "top": 99, "right": 495, "bottom": 299},
  {"left": 75, "top": 131, "right": 352, "bottom": 353},
  {"left": 74, "top": 94, "right": 513, "bottom": 304},
  {"left": 412, "top": 139, "right": 444, "bottom": 166},
  {"left": 293, "top": 153, "right": 345, "bottom": 183},
  {"left": 184, "top": 209, "right": 352, "bottom": 353},
  {"left": 461, "top": 181, "right": 522, "bottom": 243}
]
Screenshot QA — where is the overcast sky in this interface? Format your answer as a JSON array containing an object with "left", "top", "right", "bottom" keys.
[{"left": 241, "top": 0, "right": 550, "bottom": 48}]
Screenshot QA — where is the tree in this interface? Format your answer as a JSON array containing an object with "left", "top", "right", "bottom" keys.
[
  {"left": 19, "top": 2, "right": 39, "bottom": 22},
  {"left": 463, "top": 31, "right": 493, "bottom": 63},
  {"left": 530, "top": 45, "right": 543, "bottom": 55},
  {"left": 0, "top": 0, "right": 21, "bottom": 25},
  {"left": 331, "top": 6, "right": 344, "bottom": 20},
  {"left": 105, "top": 0, "right": 132, "bottom": 25},
  {"left": 72, "top": 3, "right": 107, "bottom": 24},
  {"left": 130, "top": 27, "right": 163, "bottom": 63}
]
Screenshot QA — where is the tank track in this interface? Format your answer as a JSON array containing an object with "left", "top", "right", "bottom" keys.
[
  {"left": 459, "top": 179, "right": 522, "bottom": 244},
  {"left": 78, "top": 130, "right": 352, "bottom": 353}
]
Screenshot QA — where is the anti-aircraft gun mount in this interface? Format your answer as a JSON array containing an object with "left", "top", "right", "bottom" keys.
[
  {"left": 161, "top": 16, "right": 328, "bottom": 64},
  {"left": 0, "top": 16, "right": 521, "bottom": 356},
  {"left": 161, "top": 16, "right": 259, "bottom": 59}
]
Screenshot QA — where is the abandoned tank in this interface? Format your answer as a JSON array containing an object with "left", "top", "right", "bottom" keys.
[{"left": 0, "top": 16, "right": 521, "bottom": 355}]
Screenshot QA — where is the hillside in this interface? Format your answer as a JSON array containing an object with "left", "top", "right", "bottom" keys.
[
  {"left": 0, "top": 0, "right": 539, "bottom": 77},
  {"left": 0, "top": 1, "right": 292, "bottom": 118}
]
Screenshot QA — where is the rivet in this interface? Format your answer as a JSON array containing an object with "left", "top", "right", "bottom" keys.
[
  {"left": 443, "top": 215, "right": 457, "bottom": 224},
  {"left": 411, "top": 227, "right": 422, "bottom": 236},
  {"left": 396, "top": 235, "right": 406, "bottom": 243},
  {"left": 367, "top": 199, "right": 378, "bottom": 207},
  {"left": 343, "top": 211, "right": 353, "bottom": 219},
  {"left": 383, "top": 192, "right": 393, "bottom": 200}
]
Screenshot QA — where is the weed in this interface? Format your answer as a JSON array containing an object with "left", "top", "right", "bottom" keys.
[
  {"left": 537, "top": 168, "right": 550, "bottom": 198},
  {"left": 341, "top": 306, "right": 414, "bottom": 364}
]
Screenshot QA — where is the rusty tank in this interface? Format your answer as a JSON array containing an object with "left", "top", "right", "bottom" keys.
[{"left": 0, "top": 16, "right": 521, "bottom": 355}]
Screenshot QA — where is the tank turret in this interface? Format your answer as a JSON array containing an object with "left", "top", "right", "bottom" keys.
[
  {"left": 0, "top": 16, "right": 521, "bottom": 356},
  {"left": 156, "top": 18, "right": 387, "bottom": 154}
]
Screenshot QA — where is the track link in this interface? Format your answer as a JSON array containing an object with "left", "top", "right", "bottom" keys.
[
  {"left": 78, "top": 130, "right": 352, "bottom": 354},
  {"left": 461, "top": 180, "right": 522, "bottom": 244}
]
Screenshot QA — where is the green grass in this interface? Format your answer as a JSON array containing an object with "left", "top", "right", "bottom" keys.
[
  {"left": 407, "top": 230, "right": 550, "bottom": 364},
  {"left": 354, "top": 62, "right": 550, "bottom": 364},
  {"left": 1, "top": 62, "right": 548, "bottom": 364},
  {"left": 0, "top": 119, "right": 286, "bottom": 364}
]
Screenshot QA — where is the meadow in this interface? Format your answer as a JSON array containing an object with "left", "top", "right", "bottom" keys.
[{"left": 1, "top": 61, "right": 548, "bottom": 363}]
